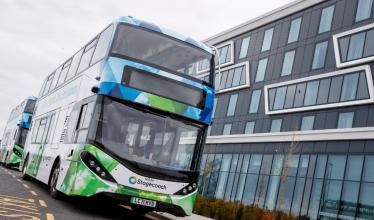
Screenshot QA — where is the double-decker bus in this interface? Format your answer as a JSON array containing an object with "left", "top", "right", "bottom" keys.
[
  {"left": 0, "top": 96, "right": 37, "bottom": 168},
  {"left": 21, "top": 16, "right": 215, "bottom": 216}
]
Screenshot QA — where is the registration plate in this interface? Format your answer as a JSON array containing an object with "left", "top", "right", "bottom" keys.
[{"left": 130, "top": 197, "right": 157, "bottom": 208}]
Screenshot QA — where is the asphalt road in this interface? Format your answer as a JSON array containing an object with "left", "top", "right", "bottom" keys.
[{"left": 0, "top": 166, "right": 170, "bottom": 220}]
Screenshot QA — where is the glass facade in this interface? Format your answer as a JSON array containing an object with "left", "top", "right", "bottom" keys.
[
  {"left": 203, "top": 0, "right": 374, "bottom": 219},
  {"left": 200, "top": 152, "right": 374, "bottom": 219}
]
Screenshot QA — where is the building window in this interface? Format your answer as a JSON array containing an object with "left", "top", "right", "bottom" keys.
[
  {"left": 255, "top": 58, "right": 268, "bottom": 82},
  {"left": 340, "top": 73, "right": 359, "bottom": 101},
  {"left": 273, "top": 87, "right": 287, "bottom": 110},
  {"left": 198, "top": 42, "right": 233, "bottom": 73},
  {"left": 281, "top": 50, "right": 296, "bottom": 76},
  {"left": 261, "top": 28, "right": 274, "bottom": 52},
  {"left": 270, "top": 119, "right": 282, "bottom": 132},
  {"left": 318, "top": 5, "right": 335, "bottom": 34},
  {"left": 239, "top": 37, "right": 251, "bottom": 59},
  {"left": 245, "top": 121, "right": 255, "bottom": 134},
  {"left": 337, "top": 112, "right": 354, "bottom": 128},
  {"left": 226, "top": 94, "right": 238, "bottom": 116},
  {"left": 312, "top": 41, "right": 328, "bottom": 70},
  {"left": 77, "top": 38, "right": 98, "bottom": 73},
  {"left": 212, "top": 98, "right": 218, "bottom": 118},
  {"left": 304, "top": 81, "right": 319, "bottom": 106},
  {"left": 288, "top": 17, "right": 302, "bottom": 43},
  {"left": 215, "top": 62, "right": 250, "bottom": 93},
  {"left": 265, "top": 66, "right": 372, "bottom": 115},
  {"left": 347, "top": 32, "right": 366, "bottom": 61},
  {"left": 223, "top": 124, "right": 232, "bottom": 135},
  {"left": 249, "top": 90, "right": 262, "bottom": 113},
  {"left": 356, "top": 0, "right": 373, "bottom": 22},
  {"left": 334, "top": 23, "right": 374, "bottom": 67},
  {"left": 300, "top": 116, "right": 315, "bottom": 131}
]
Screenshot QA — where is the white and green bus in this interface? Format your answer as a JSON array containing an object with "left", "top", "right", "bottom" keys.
[
  {"left": 0, "top": 96, "right": 36, "bottom": 168},
  {"left": 22, "top": 16, "right": 215, "bottom": 216}
]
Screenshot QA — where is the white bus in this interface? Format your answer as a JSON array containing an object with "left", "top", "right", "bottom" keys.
[
  {"left": 22, "top": 16, "right": 215, "bottom": 216},
  {"left": 0, "top": 96, "right": 36, "bottom": 168}
]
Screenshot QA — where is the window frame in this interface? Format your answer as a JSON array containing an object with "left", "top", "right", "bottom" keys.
[
  {"left": 287, "top": 17, "right": 302, "bottom": 44},
  {"left": 197, "top": 41, "right": 234, "bottom": 74},
  {"left": 337, "top": 112, "right": 355, "bottom": 128},
  {"left": 333, "top": 23, "right": 374, "bottom": 68},
  {"left": 74, "top": 101, "right": 95, "bottom": 143},
  {"left": 318, "top": 5, "right": 335, "bottom": 34},
  {"left": 215, "top": 61, "right": 250, "bottom": 94},
  {"left": 355, "top": 0, "right": 374, "bottom": 23},
  {"left": 261, "top": 28, "right": 274, "bottom": 52},
  {"left": 281, "top": 50, "right": 296, "bottom": 76},
  {"left": 264, "top": 65, "right": 374, "bottom": 115},
  {"left": 239, "top": 36, "right": 251, "bottom": 59},
  {"left": 311, "top": 40, "right": 329, "bottom": 70}
]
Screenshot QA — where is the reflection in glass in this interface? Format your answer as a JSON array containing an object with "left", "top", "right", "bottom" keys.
[
  {"left": 340, "top": 181, "right": 359, "bottom": 217},
  {"left": 308, "top": 179, "right": 323, "bottom": 220},
  {"left": 291, "top": 178, "right": 306, "bottom": 216},
  {"left": 320, "top": 180, "right": 342, "bottom": 216},
  {"left": 242, "top": 174, "right": 258, "bottom": 205},
  {"left": 265, "top": 176, "right": 280, "bottom": 210}
]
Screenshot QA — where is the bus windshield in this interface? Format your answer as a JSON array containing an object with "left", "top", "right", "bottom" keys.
[
  {"left": 15, "top": 127, "right": 28, "bottom": 148},
  {"left": 112, "top": 24, "right": 213, "bottom": 85},
  {"left": 92, "top": 97, "right": 203, "bottom": 171}
]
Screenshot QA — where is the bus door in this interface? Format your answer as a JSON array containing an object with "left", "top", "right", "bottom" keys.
[{"left": 29, "top": 113, "right": 55, "bottom": 178}]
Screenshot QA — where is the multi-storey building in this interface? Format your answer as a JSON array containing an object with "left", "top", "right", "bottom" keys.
[{"left": 199, "top": 0, "right": 374, "bottom": 219}]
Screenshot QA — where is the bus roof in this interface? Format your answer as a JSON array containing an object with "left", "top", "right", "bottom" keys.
[
  {"left": 27, "top": 96, "right": 37, "bottom": 101},
  {"left": 115, "top": 16, "right": 213, "bottom": 54}
]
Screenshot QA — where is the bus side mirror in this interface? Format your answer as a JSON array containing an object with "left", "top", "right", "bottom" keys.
[{"left": 91, "top": 86, "right": 99, "bottom": 94}]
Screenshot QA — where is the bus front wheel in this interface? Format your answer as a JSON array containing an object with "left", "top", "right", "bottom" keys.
[
  {"left": 21, "top": 156, "right": 31, "bottom": 181},
  {"left": 49, "top": 162, "right": 62, "bottom": 199}
]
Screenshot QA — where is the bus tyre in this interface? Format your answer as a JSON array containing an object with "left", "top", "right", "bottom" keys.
[
  {"left": 49, "top": 162, "right": 62, "bottom": 199},
  {"left": 22, "top": 156, "right": 31, "bottom": 181}
]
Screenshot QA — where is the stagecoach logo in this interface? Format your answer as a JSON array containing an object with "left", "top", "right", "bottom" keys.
[
  {"left": 128, "top": 176, "right": 166, "bottom": 190},
  {"left": 129, "top": 176, "right": 137, "bottom": 184}
]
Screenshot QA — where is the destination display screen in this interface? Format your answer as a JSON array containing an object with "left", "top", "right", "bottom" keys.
[{"left": 122, "top": 66, "right": 206, "bottom": 109}]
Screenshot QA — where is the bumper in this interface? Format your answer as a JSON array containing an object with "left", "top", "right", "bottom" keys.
[{"left": 58, "top": 144, "right": 196, "bottom": 216}]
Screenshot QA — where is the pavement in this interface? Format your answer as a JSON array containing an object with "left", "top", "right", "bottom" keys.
[{"left": 0, "top": 166, "right": 182, "bottom": 220}]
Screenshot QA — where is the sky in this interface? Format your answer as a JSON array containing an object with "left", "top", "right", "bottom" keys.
[{"left": 0, "top": 0, "right": 294, "bottom": 137}]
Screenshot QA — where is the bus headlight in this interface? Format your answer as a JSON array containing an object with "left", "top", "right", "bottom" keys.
[
  {"left": 80, "top": 151, "right": 117, "bottom": 183},
  {"left": 174, "top": 182, "right": 198, "bottom": 195}
]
